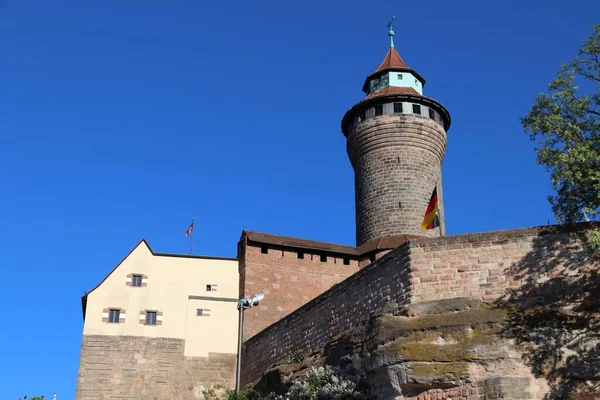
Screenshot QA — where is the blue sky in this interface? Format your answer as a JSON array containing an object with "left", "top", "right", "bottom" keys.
[{"left": 0, "top": 0, "right": 598, "bottom": 398}]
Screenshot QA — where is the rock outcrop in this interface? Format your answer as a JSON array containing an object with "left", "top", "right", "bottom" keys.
[{"left": 250, "top": 298, "right": 549, "bottom": 399}]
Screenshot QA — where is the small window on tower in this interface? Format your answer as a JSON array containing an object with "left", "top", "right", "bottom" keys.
[
  {"left": 393, "top": 103, "right": 403, "bottom": 113},
  {"left": 415, "top": 79, "right": 419, "bottom": 85},
  {"left": 397, "top": 74, "right": 403, "bottom": 80},
  {"left": 343, "top": 257, "right": 350, "bottom": 266},
  {"left": 360, "top": 111, "right": 366, "bottom": 121},
  {"left": 261, "top": 245, "right": 268, "bottom": 254},
  {"left": 412, "top": 104, "right": 421, "bottom": 115},
  {"left": 298, "top": 252, "right": 304, "bottom": 259},
  {"left": 374, "top": 105, "right": 383, "bottom": 116},
  {"left": 320, "top": 254, "right": 327, "bottom": 262},
  {"left": 429, "top": 109, "right": 435, "bottom": 119}
]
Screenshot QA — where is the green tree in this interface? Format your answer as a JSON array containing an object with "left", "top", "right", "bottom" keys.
[
  {"left": 521, "top": 25, "right": 600, "bottom": 223},
  {"left": 18, "top": 396, "right": 44, "bottom": 400}
]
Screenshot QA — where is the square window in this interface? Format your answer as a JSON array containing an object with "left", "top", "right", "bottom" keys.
[
  {"left": 109, "top": 309, "right": 120, "bottom": 323},
  {"left": 261, "top": 245, "right": 268, "bottom": 254},
  {"left": 415, "top": 79, "right": 419, "bottom": 85},
  {"left": 197, "top": 309, "right": 203, "bottom": 316},
  {"left": 429, "top": 109, "right": 435, "bottom": 119},
  {"left": 397, "top": 74, "right": 403, "bottom": 80},
  {"left": 393, "top": 103, "right": 403, "bottom": 113},
  {"left": 206, "top": 284, "right": 212, "bottom": 291},
  {"left": 320, "top": 254, "right": 327, "bottom": 262},
  {"left": 374, "top": 104, "right": 383, "bottom": 116},
  {"left": 343, "top": 257, "right": 350, "bottom": 266},
  {"left": 297, "top": 252, "right": 304, "bottom": 259},
  {"left": 146, "top": 311, "right": 157, "bottom": 325},
  {"left": 412, "top": 104, "right": 421, "bottom": 115},
  {"left": 132, "top": 275, "right": 142, "bottom": 287}
]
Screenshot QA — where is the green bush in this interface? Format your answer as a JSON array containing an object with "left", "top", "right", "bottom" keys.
[{"left": 290, "top": 349, "right": 306, "bottom": 364}]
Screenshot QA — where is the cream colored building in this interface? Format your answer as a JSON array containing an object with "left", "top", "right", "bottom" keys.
[{"left": 80, "top": 238, "right": 239, "bottom": 357}]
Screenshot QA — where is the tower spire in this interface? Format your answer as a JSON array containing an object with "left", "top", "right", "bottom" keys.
[{"left": 387, "top": 16, "right": 395, "bottom": 48}]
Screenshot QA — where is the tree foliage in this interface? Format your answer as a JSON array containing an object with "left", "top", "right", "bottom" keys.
[{"left": 521, "top": 25, "right": 600, "bottom": 223}]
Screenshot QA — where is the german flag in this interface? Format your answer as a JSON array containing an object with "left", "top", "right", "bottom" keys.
[{"left": 421, "top": 185, "right": 440, "bottom": 231}]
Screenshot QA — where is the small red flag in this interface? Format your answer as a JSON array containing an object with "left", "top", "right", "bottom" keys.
[{"left": 184, "top": 220, "right": 194, "bottom": 236}]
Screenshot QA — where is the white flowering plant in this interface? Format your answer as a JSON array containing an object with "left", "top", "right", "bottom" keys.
[{"left": 265, "top": 366, "right": 370, "bottom": 400}]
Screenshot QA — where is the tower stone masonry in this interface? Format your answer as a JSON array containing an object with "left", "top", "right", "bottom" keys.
[{"left": 341, "top": 36, "right": 451, "bottom": 246}]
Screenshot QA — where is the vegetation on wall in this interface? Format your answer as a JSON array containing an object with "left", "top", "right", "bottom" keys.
[
  {"left": 203, "top": 366, "right": 371, "bottom": 400},
  {"left": 265, "top": 366, "right": 371, "bottom": 400},
  {"left": 589, "top": 228, "right": 600, "bottom": 255},
  {"left": 521, "top": 25, "right": 600, "bottom": 223}
]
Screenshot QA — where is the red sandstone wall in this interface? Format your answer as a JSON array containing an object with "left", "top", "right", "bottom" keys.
[
  {"left": 240, "top": 223, "right": 599, "bottom": 387},
  {"left": 408, "top": 225, "right": 599, "bottom": 303},
  {"left": 241, "top": 243, "right": 412, "bottom": 385},
  {"left": 239, "top": 242, "right": 360, "bottom": 340}
]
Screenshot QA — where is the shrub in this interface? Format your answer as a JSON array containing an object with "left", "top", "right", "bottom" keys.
[
  {"left": 290, "top": 349, "right": 306, "bottom": 364},
  {"left": 589, "top": 228, "right": 600, "bottom": 256},
  {"left": 266, "top": 366, "right": 370, "bottom": 400}
]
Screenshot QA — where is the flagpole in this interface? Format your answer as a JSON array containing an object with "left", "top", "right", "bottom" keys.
[{"left": 190, "top": 217, "right": 194, "bottom": 255}]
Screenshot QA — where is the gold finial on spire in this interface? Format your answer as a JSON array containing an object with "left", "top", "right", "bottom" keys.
[{"left": 387, "top": 16, "right": 396, "bottom": 48}]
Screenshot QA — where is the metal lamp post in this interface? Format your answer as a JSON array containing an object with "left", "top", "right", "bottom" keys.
[{"left": 235, "top": 292, "right": 264, "bottom": 392}]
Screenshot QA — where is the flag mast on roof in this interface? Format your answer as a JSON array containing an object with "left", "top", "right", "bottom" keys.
[{"left": 184, "top": 217, "right": 195, "bottom": 254}]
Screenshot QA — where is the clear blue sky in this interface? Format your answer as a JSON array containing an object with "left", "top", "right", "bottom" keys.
[{"left": 0, "top": 0, "right": 598, "bottom": 397}]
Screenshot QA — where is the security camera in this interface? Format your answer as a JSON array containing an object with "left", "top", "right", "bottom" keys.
[
  {"left": 237, "top": 292, "right": 265, "bottom": 309},
  {"left": 250, "top": 292, "right": 264, "bottom": 307}
]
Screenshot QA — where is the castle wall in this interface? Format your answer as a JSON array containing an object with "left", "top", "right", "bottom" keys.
[
  {"left": 347, "top": 114, "right": 447, "bottom": 245},
  {"left": 76, "top": 335, "right": 236, "bottom": 400},
  {"left": 240, "top": 223, "right": 599, "bottom": 388},
  {"left": 241, "top": 243, "right": 412, "bottom": 385},
  {"left": 408, "top": 224, "right": 598, "bottom": 302},
  {"left": 239, "top": 241, "right": 361, "bottom": 340}
]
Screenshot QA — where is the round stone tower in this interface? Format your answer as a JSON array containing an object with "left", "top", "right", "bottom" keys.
[{"left": 341, "top": 24, "right": 451, "bottom": 246}]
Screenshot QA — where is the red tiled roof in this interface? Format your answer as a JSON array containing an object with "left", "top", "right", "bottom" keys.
[
  {"left": 376, "top": 47, "right": 408, "bottom": 71},
  {"left": 242, "top": 230, "right": 356, "bottom": 255},
  {"left": 365, "top": 86, "right": 420, "bottom": 100}
]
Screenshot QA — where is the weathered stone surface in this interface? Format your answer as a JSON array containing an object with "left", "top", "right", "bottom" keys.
[
  {"left": 76, "top": 335, "right": 236, "bottom": 400},
  {"left": 241, "top": 222, "right": 600, "bottom": 399},
  {"left": 248, "top": 300, "right": 548, "bottom": 399},
  {"left": 404, "top": 297, "right": 483, "bottom": 316}
]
